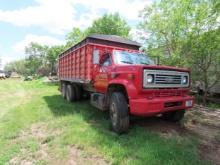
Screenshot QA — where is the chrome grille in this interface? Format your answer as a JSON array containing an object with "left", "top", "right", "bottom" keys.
[{"left": 155, "top": 74, "right": 182, "bottom": 84}]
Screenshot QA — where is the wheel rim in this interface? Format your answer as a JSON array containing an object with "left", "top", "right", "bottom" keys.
[{"left": 110, "top": 102, "right": 117, "bottom": 127}]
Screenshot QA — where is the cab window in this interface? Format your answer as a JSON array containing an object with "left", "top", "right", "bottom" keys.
[{"left": 101, "top": 53, "right": 112, "bottom": 67}]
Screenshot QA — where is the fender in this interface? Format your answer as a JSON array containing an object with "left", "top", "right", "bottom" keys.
[{"left": 108, "top": 79, "right": 138, "bottom": 99}]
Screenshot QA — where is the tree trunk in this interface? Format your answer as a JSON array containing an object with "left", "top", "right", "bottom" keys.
[{"left": 202, "top": 89, "right": 208, "bottom": 105}]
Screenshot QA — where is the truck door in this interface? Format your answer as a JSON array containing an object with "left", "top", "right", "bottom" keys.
[{"left": 94, "top": 52, "right": 112, "bottom": 93}]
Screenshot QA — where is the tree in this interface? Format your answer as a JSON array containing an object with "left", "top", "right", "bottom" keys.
[
  {"left": 46, "top": 45, "right": 65, "bottom": 73},
  {"left": 4, "top": 59, "right": 27, "bottom": 75},
  {"left": 87, "top": 13, "right": 130, "bottom": 37},
  {"left": 184, "top": 28, "right": 220, "bottom": 104},
  {"left": 65, "top": 13, "right": 131, "bottom": 50},
  {"left": 65, "top": 28, "right": 86, "bottom": 48},
  {"left": 139, "top": 0, "right": 195, "bottom": 66},
  {"left": 140, "top": 0, "right": 220, "bottom": 104},
  {"left": 25, "top": 42, "right": 48, "bottom": 75}
]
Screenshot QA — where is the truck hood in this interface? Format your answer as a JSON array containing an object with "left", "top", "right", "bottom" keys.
[
  {"left": 142, "top": 65, "right": 190, "bottom": 72},
  {"left": 114, "top": 64, "right": 190, "bottom": 72}
]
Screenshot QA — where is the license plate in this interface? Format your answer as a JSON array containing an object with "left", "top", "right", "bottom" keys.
[{"left": 185, "top": 100, "right": 193, "bottom": 107}]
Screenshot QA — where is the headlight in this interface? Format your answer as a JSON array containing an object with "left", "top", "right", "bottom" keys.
[
  {"left": 147, "top": 74, "right": 154, "bottom": 83},
  {"left": 182, "top": 76, "right": 188, "bottom": 84}
]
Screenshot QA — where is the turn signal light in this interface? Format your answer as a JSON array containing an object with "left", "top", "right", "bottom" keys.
[{"left": 128, "top": 74, "right": 135, "bottom": 80}]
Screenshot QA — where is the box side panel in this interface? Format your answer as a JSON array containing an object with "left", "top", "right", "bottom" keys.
[
  {"left": 86, "top": 45, "right": 93, "bottom": 81},
  {"left": 58, "top": 44, "right": 94, "bottom": 83}
]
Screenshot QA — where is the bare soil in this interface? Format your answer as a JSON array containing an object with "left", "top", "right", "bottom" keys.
[
  {"left": 132, "top": 104, "right": 220, "bottom": 165},
  {"left": 8, "top": 123, "right": 109, "bottom": 165}
]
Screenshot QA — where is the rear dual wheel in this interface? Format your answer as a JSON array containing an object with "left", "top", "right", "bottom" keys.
[
  {"left": 61, "top": 82, "right": 66, "bottom": 98},
  {"left": 74, "top": 84, "right": 82, "bottom": 100},
  {"left": 66, "top": 84, "right": 76, "bottom": 102},
  {"left": 65, "top": 83, "right": 82, "bottom": 102}
]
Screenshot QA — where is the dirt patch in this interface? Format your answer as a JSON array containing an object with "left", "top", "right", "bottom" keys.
[
  {"left": 65, "top": 145, "right": 109, "bottom": 165},
  {"left": 132, "top": 116, "right": 187, "bottom": 138},
  {"left": 199, "top": 139, "right": 220, "bottom": 165},
  {"left": 133, "top": 105, "right": 220, "bottom": 165},
  {"left": 9, "top": 158, "right": 33, "bottom": 165},
  {"left": 186, "top": 104, "right": 220, "bottom": 129},
  {"left": 31, "top": 123, "right": 48, "bottom": 138},
  {"left": 8, "top": 123, "right": 53, "bottom": 165},
  {"left": 8, "top": 123, "right": 108, "bottom": 165},
  {"left": 185, "top": 105, "right": 220, "bottom": 165}
]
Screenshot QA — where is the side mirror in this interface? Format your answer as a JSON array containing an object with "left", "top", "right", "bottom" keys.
[
  {"left": 93, "top": 49, "right": 100, "bottom": 64},
  {"left": 152, "top": 56, "right": 160, "bottom": 65},
  {"left": 156, "top": 56, "right": 160, "bottom": 65}
]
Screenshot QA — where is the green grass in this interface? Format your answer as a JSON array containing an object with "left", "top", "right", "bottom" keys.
[
  {"left": 194, "top": 94, "right": 220, "bottom": 109},
  {"left": 207, "top": 103, "right": 220, "bottom": 109},
  {"left": 0, "top": 79, "right": 210, "bottom": 165}
]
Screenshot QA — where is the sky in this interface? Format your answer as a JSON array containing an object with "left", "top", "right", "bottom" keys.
[{"left": 0, "top": 0, "right": 152, "bottom": 69}]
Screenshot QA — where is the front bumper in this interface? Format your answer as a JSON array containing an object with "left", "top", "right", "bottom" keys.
[{"left": 129, "top": 96, "right": 194, "bottom": 116}]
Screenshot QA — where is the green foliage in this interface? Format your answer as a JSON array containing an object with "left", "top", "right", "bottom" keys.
[
  {"left": 65, "top": 13, "right": 131, "bottom": 50},
  {"left": 4, "top": 59, "right": 28, "bottom": 75},
  {"left": 87, "top": 13, "right": 130, "bottom": 37},
  {"left": 65, "top": 27, "right": 86, "bottom": 48},
  {"left": 25, "top": 42, "right": 48, "bottom": 75},
  {"left": 6, "top": 43, "right": 65, "bottom": 76},
  {"left": 185, "top": 28, "right": 220, "bottom": 87},
  {"left": 140, "top": 0, "right": 219, "bottom": 64},
  {"left": 140, "top": 0, "right": 193, "bottom": 66},
  {"left": 25, "top": 42, "right": 48, "bottom": 58},
  {"left": 46, "top": 45, "right": 65, "bottom": 73}
]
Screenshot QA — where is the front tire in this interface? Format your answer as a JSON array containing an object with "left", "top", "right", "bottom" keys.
[
  {"left": 110, "top": 92, "right": 129, "bottom": 134},
  {"left": 162, "top": 110, "right": 185, "bottom": 122}
]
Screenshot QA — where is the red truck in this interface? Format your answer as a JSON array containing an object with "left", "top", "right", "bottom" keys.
[{"left": 58, "top": 34, "right": 194, "bottom": 134}]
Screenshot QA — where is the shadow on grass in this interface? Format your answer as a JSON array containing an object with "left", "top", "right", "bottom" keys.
[
  {"left": 43, "top": 82, "right": 59, "bottom": 86},
  {"left": 43, "top": 94, "right": 108, "bottom": 118},
  {"left": 42, "top": 94, "right": 208, "bottom": 165}
]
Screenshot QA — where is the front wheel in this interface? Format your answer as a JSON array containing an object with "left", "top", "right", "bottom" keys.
[
  {"left": 162, "top": 110, "right": 185, "bottom": 122},
  {"left": 110, "top": 92, "right": 129, "bottom": 134}
]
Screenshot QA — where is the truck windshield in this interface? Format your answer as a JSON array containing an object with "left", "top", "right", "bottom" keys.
[{"left": 113, "top": 51, "right": 154, "bottom": 65}]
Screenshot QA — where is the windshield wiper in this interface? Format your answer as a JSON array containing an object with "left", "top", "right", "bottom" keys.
[
  {"left": 140, "top": 62, "right": 149, "bottom": 65},
  {"left": 120, "top": 61, "right": 133, "bottom": 64}
]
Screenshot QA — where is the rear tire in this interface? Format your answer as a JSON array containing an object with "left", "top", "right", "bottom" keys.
[
  {"left": 162, "top": 110, "right": 185, "bottom": 122},
  {"left": 61, "top": 82, "right": 66, "bottom": 99},
  {"left": 74, "top": 84, "right": 82, "bottom": 100},
  {"left": 66, "top": 84, "right": 76, "bottom": 102},
  {"left": 109, "top": 92, "right": 129, "bottom": 134}
]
